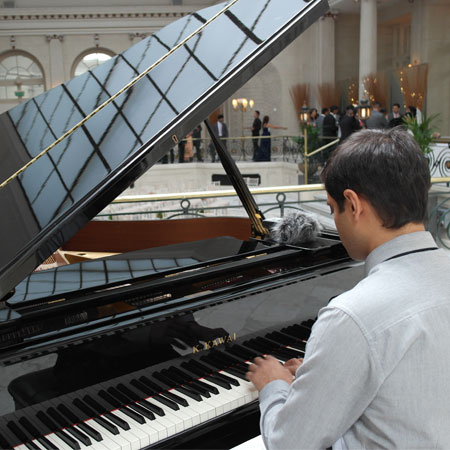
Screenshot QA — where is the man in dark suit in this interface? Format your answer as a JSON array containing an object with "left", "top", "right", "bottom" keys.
[
  {"left": 339, "top": 106, "right": 361, "bottom": 142},
  {"left": 251, "top": 110, "right": 262, "bottom": 161},
  {"left": 323, "top": 105, "right": 339, "bottom": 139},
  {"left": 209, "top": 114, "right": 229, "bottom": 162},
  {"left": 388, "top": 103, "right": 403, "bottom": 128}
]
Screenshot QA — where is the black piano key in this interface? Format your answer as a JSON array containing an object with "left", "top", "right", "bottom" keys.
[
  {"left": 171, "top": 366, "right": 220, "bottom": 395},
  {"left": 211, "top": 349, "right": 249, "bottom": 370},
  {"left": 282, "top": 324, "right": 310, "bottom": 340},
  {"left": 160, "top": 391, "right": 189, "bottom": 408},
  {"left": 186, "top": 360, "right": 240, "bottom": 386},
  {"left": 117, "top": 384, "right": 165, "bottom": 416},
  {"left": 46, "top": 407, "right": 92, "bottom": 447},
  {"left": 106, "top": 387, "right": 155, "bottom": 421},
  {"left": 35, "top": 411, "right": 81, "bottom": 450},
  {"left": 0, "top": 431, "right": 12, "bottom": 450},
  {"left": 135, "top": 377, "right": 186, "bottom": 408},
  {"left": 181, "top": 362, "right": 232, "bottom": 390},
  {"left": 175, "top": 385, "right": 202, "bottom": 402},
  {"left": 98, "top": 389, "right": 146, "bottom": 425},
  {"left": 203, "top": 353, "right": 247, "bottom": 375},
  {"left": 222, "top": 367, "right": 249, "bottom": 381},
  {"left": 162, "top": 368, "right": 211, "bottom": 398},
  {"left": 71, "top": 398, "right": 119, "bottom": 436},
  {"left": 266, "top": 331, "right": 306, "bottom": 352},
  {"left": 84, "top": 394, "right": 131, "bottom": 430},
  {"left": 152, "top": 371, "right": 202, "bottom": 400},
  {"left": 18, "top": 417, "right": 58, "bottom": 450},
  {"left": 225, "top": 344, "right": 258, "bottom": 361},
  {"left": 6, "top": 420, "right": 39, "bottom": 450},
  {"left": 257, "top": 337, "right": 302, "bottom": 359},
  {"left": 56, "top": 404, "right": 102, "bottom": 442}
]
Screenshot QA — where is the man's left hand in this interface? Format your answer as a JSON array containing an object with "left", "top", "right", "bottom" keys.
[{"left": 246, "top": 355, "right": 294, "bottom": 392}]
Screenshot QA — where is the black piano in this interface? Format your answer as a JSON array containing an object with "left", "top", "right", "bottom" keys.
[{"left": 0, "top": 0, "right": 364, "bottom": 448}]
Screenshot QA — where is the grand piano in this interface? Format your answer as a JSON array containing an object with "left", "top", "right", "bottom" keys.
[{"left": 0, "top": 0, "right": 364, "bottom": 448}]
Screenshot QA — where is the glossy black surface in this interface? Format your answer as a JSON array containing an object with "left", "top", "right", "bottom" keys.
[{"left": 0, "top": 0, "right": 328, "bottom": 299}]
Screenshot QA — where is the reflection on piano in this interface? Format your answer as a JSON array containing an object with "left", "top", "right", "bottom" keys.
[{"left": 0, "top": 0, "right": 363, "bottom": 448}]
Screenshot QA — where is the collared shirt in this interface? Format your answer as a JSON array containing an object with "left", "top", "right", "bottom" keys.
[
  {"left": 217, "top": 121, "right": 223, "bottom": 136},
  {"left": 259, "top": 231, "right": 450, "bottom": 449}
]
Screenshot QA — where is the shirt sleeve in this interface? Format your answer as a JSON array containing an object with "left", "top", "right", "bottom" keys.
[{"left": 258, "top": 307, "right": 383, "bottom": 449}]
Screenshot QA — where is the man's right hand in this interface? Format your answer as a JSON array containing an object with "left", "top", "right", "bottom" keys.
[{"left": 284, "top": 358, "right": 304, "bottom": 376}]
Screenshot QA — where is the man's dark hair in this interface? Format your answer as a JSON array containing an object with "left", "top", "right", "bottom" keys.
[
  {"left": 345, "top": 105, "right": 355, "bottom": 112},
  {"left": 322, "top": 107, "right": 329, "bottom": 114},
  {"left": 255, "top": 110, "right": 260, "bottom": 115},
  {"left": 330, "top": 105, "right": 339, "bottom": 113},
  {"left": 321, "top": 128, "right": 431, "bottom": 229},
  {"left": 217, "top": 114, "right": 224, "bottom": 120},
  {"left": 372, "top": 102, "right": 381, "bottom": 108},
  {"left": 393, "top": 103, "right": 401, "bottom": 108}
]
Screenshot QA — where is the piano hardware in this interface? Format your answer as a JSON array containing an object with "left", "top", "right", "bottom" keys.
[{"left": 0, "top": 0, "right": 363, "bottom": 448}]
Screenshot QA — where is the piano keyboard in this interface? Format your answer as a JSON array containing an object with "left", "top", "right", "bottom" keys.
[{"left": 0, "top": 321, "right": 313, "bottom": 450}]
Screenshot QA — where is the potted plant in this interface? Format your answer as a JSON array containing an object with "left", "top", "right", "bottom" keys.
[{"left": 402, "top": 113, "right": 440, "bottom": 155}]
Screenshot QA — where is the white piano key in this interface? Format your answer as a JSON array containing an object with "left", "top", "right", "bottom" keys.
[
  {"left": 73, "top": 425, "right": 109, "bottom": 450},
  {"left": 87, "top": 419, "right": 131, "bottom": 450},
  {"left": 105, "top": 410, "right": 142, "bottom": 450},
  {"left": 155, "top": 400, "right": 194, "bottom": 430},
  {"left": 45, "top": 433, "right": 75, "bottom": 450},
  {"left": 14, "top": 445, "right": 30, "bottom": 450},
  {"left": 169, "top": 391, "right": 213, "bottom": 422},
  {"left": 111, "top": 410, "right": 149, "bottom": 449},
  {"left": 199, "top": 379, "right": 238, "bottom": 412},
  {"left": 220, "top": 371, "right": 259, "bottom": 402},
  {"left": 158, "top": 393, "right": 201, "bottom": 427},
  {"left": 143, "top": 405, "right": 183, "bottom": 435}
]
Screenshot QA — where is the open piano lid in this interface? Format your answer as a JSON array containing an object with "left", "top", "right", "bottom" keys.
[{"left": 0, "top": 0, "right": 328, "bottom": 300}]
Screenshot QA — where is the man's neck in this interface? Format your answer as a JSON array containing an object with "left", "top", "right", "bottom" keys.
[{"left": 366, "top": 223, "right": 426, "bottom": 257}]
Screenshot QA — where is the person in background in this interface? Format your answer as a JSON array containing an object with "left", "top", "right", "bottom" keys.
[
  {"left": 255, "top": 115, "right": 287, "bottom": 162},
  {"left": 184, "top": 131, "right": 194, "bottom": 162},
  {"left": 192, "top": 124, "right": 203, "bottom": 162},
  {"left": 209, "top": 114, "right": 229, "bottom": 162},
  {"left": 251, "top": 110, "right": 262, "bottom": 161},
  {"left": 316, "top": 108, "right": 328, "bottom": 137},
  {"left": 366, "top": 101, "right": 388, "bottom": 129},
  {"left": 309, "top": 108, "right": 318, "bottom": 128},
  {"left": 388, "top": 103, "right": 403, "bottom": 128},
  {"left": 247, "top": 127, "right": 450, "bottom": 449},
  {"left": 339, "top": 105, "right": 361, "bottom": 142}
]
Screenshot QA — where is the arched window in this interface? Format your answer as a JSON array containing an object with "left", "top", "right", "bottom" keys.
[
  {"left": 72, "top": 48, "right": 115, "bottom": 77},
  {"left": 0, "top": 51, "right": 45, "bottom": 103}
]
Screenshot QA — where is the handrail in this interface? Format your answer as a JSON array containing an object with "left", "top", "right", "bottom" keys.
[{"left": 111, "top": 178, "right": 450, "bottom": 204}]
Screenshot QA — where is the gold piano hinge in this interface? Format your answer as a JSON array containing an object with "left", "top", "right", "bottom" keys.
[
  {"left": 171, "top": 134, "right": 179, "bottom": 144},
  {"left": 245, "top": 253, "right": 267, "bottom": 259},
  {"left": 47, "top": 298, "right": 66, "bottom": 304}
]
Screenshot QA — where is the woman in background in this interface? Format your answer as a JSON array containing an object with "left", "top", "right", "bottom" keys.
[{"left": 256, "top": 115, "right": 287, "bottom": 161}]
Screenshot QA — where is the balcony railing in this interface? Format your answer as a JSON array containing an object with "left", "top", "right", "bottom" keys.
[{"left": 98, "top": 178, "right": 450, "bottom": 249}]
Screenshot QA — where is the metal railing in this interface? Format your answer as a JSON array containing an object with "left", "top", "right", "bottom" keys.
[{"left": 98, "top": 178, "right": 450, "bottom": 249}]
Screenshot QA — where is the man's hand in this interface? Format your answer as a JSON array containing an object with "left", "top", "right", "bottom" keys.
[
  {"left": 284, "top": 358, "right": 304, "bottom": 376},
  {"left": 246, "top": 355, "right": 294, "bottom": 392}
]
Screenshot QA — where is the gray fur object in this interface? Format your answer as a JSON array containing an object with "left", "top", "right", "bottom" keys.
[{"left": 270, "top": 211, "right": 322, "bottom": 245}]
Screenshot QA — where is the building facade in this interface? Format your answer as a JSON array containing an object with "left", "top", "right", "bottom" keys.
[{"left": 0, "top": 0, "right": 449, "bottom": 136}]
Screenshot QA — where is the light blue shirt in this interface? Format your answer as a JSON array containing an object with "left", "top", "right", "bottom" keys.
[{"left": 259, "top": 231, "right": 450, "bottom": 449}]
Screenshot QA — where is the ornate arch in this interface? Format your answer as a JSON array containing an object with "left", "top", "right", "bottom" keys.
[
  {"left": 71, "top": 47, "right": 116, "bottom": 77},
  {"left": 0, "top": 49, "right": 45, "bottom": 103}
]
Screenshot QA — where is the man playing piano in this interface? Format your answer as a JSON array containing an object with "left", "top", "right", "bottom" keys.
[{"left": 247, "top": 128, "right": 450, "bottom": 448}]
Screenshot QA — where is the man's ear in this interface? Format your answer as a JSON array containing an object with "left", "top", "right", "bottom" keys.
[{"left": 343, "top": 189, "right": 363, "bottom": 221}]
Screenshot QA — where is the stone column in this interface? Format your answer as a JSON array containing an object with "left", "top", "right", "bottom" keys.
[
  {"left": 410, "top": 0, "right": 426, "bottom": 65},
  {"left": 315, "top": 13, "right": 336, "bottom": 108},
  {"left": 358, "top": 0, "right": 377, "bottom": 100},
  {"left": 47, "top": 35, "right": 65, "bottom": 89}
]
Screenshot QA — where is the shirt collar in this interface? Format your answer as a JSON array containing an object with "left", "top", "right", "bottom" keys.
[{"left": 364, "top": 231, "right": 437, "bottom": 277}]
